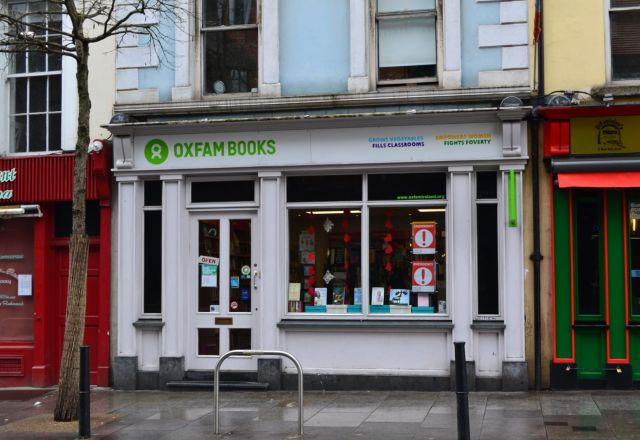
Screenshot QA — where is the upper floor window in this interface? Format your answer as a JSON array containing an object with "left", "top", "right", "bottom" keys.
[
  {"left": 202, "top": 0, "right": 258, "bottom": 94},
  {"left": 376, "top": 0, "right": 437, "bottom": 86},
  {"left": 610, "top": 0, "right": 640, "bottom": 81},
  {"left": 8, "top": 0, "right": 62, "bottom": 152}
]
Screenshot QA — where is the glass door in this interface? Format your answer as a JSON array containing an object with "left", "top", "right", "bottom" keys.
[{"left": 188, "top": 213, "right": 258, "bottom": 371}]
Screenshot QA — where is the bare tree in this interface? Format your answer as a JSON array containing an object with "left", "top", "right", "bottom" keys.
[{"left": 0, "top": 0, "right": 182, "bottom": 421}]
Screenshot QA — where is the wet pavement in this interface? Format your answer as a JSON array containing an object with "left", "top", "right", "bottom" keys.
[{"left": 1, "top": 388, "right": 640, "bottom": 439}]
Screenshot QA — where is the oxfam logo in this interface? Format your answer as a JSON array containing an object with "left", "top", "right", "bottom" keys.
[{"left": 144, "top": 139, "right": 169, "bottom": 165}]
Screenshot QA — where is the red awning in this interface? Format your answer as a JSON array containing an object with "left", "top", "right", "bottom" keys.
[{"left": 558, "top": 171, "right": 640, "bottom": 188}]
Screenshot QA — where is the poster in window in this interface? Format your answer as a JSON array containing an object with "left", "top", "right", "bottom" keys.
[
  {"left": 201, "top": 263, "right": 218, "bottom": 288},
  {"left": 389, "top": 289, "right": 410, "bottom": 305},
  {"left": 288, "top": 283, "right": 301, "bottom": 301},
  {"left": 412, "top": 261, "right": 435, "bottom": 292},
  {"left": 332, "top": 287, "right": 345, "bottom": 305},
  {"left": 412, "top": 222, "right": 436, "bottom": 255},
  {"left": 314, "top": 287, "right": 327, "bottom": 306},
  {"left": 371, "top": 287, "right": 385, "bottom": 305},
  {"left": 299, "top": 231, "right": 315, "bottom": 251}
]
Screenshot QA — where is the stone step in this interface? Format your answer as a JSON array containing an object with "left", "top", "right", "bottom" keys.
[{"left": 165, "top": 380, "right": 270, "bottom": 390}]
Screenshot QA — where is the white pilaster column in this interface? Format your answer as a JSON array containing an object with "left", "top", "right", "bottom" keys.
[
  {"left": 260, "top": 0, "right": 281, "bottom": 96},
  {"left": 172, "top": 0, "right": 193, "bottom": 100},
  {"left": 348, "top": 0, "right": 369, "bottom": 92},
  {"left": 161, "top": 175, "right": 184, "bottom": 356},
  {"left": 116, "top": 176, "right": 141, "bottom": 356},
  {"left": 449, "top": 167, "right": 474, "bottom": 359},
  {"left": 442, "top": 0, "right": 462, "bottom": 88},
  {"left": 258, "top": 172, "right": 282, "bottom": 351},
  {"left": 500, "top": 167, "right": 525, "bottom": 361}
]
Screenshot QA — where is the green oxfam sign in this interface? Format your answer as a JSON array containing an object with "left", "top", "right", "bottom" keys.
[
  {"left": 143, "top": 137, "right": 277, "bottom": 165},
  {"left": 145, "top": 139, "right": 170, "bottom": 165}
]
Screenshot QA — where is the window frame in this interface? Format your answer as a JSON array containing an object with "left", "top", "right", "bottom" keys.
[
  {"left": 6, "top": 0, "right": 63, "bottom": 153},
  {"left": 605, "top": 0, "right": 640, "bottom": 84},
  {"left": 284, "top": 172, "right": 450, "bottom": 319},
  {"left": 372, "top": 0, "right": 441, "bottom": 87},
  {"left": 199, "top": 0, "right": 260, "bottom": 97}
]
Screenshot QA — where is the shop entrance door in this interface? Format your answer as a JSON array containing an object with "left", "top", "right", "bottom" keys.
[{"left": 187, "top": 213, "right": 259, "bottom": 371}]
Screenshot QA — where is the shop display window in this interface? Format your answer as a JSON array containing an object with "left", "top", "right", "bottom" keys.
[
  {"left": 0, "top": 219, "right": 35, "bottom": 341},
  {"left": 369, "top": 207, "right": 446, "bottom": 314},
  {"left": 288, "top": 209, "right": 362, "bottom": 313},
  {"left": 286, "top": 172, "right": 447, "bottom": 316}
]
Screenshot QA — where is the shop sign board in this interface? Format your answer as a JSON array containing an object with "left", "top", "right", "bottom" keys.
[
  {"left": 411, "top": 222, "right": 436, "bottom": 254},
  {"left": 412, "top": 261, "right": 435, "bottom": 293},
  {"left": 132, "top": 122, "right": 506, "bottom": 170},
  {"left": 0, "top": 167, "right": 17, "bottom": 200},
  {"left": 571, "top": 116, "right": 640, "bottom": 155}
]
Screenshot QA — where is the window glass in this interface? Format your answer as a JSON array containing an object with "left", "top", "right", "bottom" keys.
[
  {"left": 376, "top": 0, "right": 437, "bottom": 83},
  {"left": 368, "top": 173, "right": 446, "bottom": 201},
  {"left": 201, "top": 1, "right": 258, "bottom": 96},
  {"left": 191, "top": 180, "right": 254, "bottom": 203},
  {"left": 0, "top": 219, "right": 35, "bottom": 342},
  {"left": 144, "top": 211, "right": 162, "bottom": 314},
  {"left": 476, "top": 172, "right": 497, "bottom": 199},
  {"left": 610, "top": 9, "right": 640, "bottom": 80},
  {"left": 229, "top": 328, "right": 251, "bottom": 350},
  {"left": 574, "top": 192, "right": 602, "bottom": 316},
  {"left": 199, "top": 220, "right": 220, "bottom": 312},
  {"left": 54, "top": 201, "right": 101, "bottom": 237},
  {"left": 287, "top": 175, "right": 362, "bottom": 202},
  {"left": 204, "top": 0, "right": 256, "bottom": 27},
  {"left": 629, "top": 200, "right": 640, "bottom": 316},
  {"left": 477, "top": 204, "right": 499, "bottom": 314},
  {"left": 8, "top": 0, "right": 62, "bottom": 152},
  {"left": 204, "top": 29, "right": 258, "bottom": 94},
  {"left": 198, "top": 328, "right": 220, "bottom": 355},
  {"left": 288, "top": 209, "right": 362, "bottom": 313},
  {"left": 144, "top": 180, "right": 163, "bottom": 206},
  {"left": 229, "top": 219, "right": 252, "bottom": 313},
  {"left": 378, "top": 0, "right": 435, "bottom": 12},
  {"left": 369, "top": 207, "right": 446, "bottom": 314}
]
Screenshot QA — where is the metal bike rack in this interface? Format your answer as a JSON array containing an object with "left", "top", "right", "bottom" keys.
[{"left": 214, "top": 350, "right": 304, "bottom": 436}]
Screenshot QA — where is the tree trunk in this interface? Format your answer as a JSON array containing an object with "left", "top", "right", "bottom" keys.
[{"left": 54, "top": 39, "right": 92, "bottom": 422}]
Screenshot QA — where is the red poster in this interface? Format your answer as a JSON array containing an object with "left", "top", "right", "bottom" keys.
[
  {"left": 412, "top": 261, "right": 435, "bottom": 292},
  {"left": 412, "top": 222, "right": 436, "bottom": 255}
]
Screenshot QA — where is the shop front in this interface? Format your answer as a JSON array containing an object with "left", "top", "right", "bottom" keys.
[
  {"left": 543, "top": 105, "right": 640, "bottom": 389},
  {"left": 109, "top": 108, "right": 529, "bottom": 391},
  {"left": 0, "top": 152, "right": 111, "bottom": 387}
]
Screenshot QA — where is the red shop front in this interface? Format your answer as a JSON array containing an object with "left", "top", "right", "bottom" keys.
[{"left": 0, "top": 149, "right": 111, "bottom": 387}]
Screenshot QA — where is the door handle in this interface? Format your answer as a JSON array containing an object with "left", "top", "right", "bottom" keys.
[{"left": 253, "top": 270, "right": 260, "bottom": 290}]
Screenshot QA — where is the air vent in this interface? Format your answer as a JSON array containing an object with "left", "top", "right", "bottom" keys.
[{"left": 0, "top": 356, "right": 24, "bottom": 376}]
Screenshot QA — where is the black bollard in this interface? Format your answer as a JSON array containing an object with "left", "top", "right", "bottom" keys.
[
  {"left": 79, "top": 345, "right": 91, "bottom": 439},
  {"left": 454, "top": 342, "right": 470, "bottom": 440}
]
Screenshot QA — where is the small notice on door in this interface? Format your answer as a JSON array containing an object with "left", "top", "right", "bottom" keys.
[
  {"left": 18, "top": 274, "right": 32, "bottom": 296},
  {"left": 200, "top": 260, "right": 218, "bottom": 288}
]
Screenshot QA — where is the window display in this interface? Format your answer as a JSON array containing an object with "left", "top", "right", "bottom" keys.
[
  {"left": 369, "top": 207, "right": 446, "bottom": 314},
  {"left": 286, "top": 172, "right": 448, "bottom": 316},
  {"left": 288, "top": 209, "right": 362, "bottom": 313}
]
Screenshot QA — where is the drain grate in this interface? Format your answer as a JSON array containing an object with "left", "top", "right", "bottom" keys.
[
  {"left": 544, "top": 421, "right": 569, "bottom": 426},
  {"left": 572, "top": 426, "right": 597, "bottom": 432}
]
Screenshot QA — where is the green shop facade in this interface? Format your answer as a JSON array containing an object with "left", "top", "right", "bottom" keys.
[{"left": 543, "top": 105, "right": 640, "bottom": 388}]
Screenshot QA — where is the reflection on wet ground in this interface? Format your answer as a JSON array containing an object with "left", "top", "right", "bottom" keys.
[{"left": 1, "top": 389, "right": 640, "bottom": 439}]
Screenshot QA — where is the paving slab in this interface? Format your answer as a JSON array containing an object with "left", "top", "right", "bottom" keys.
[{"left": 1, "top": 388, "right": 640, "bottom": 439}]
